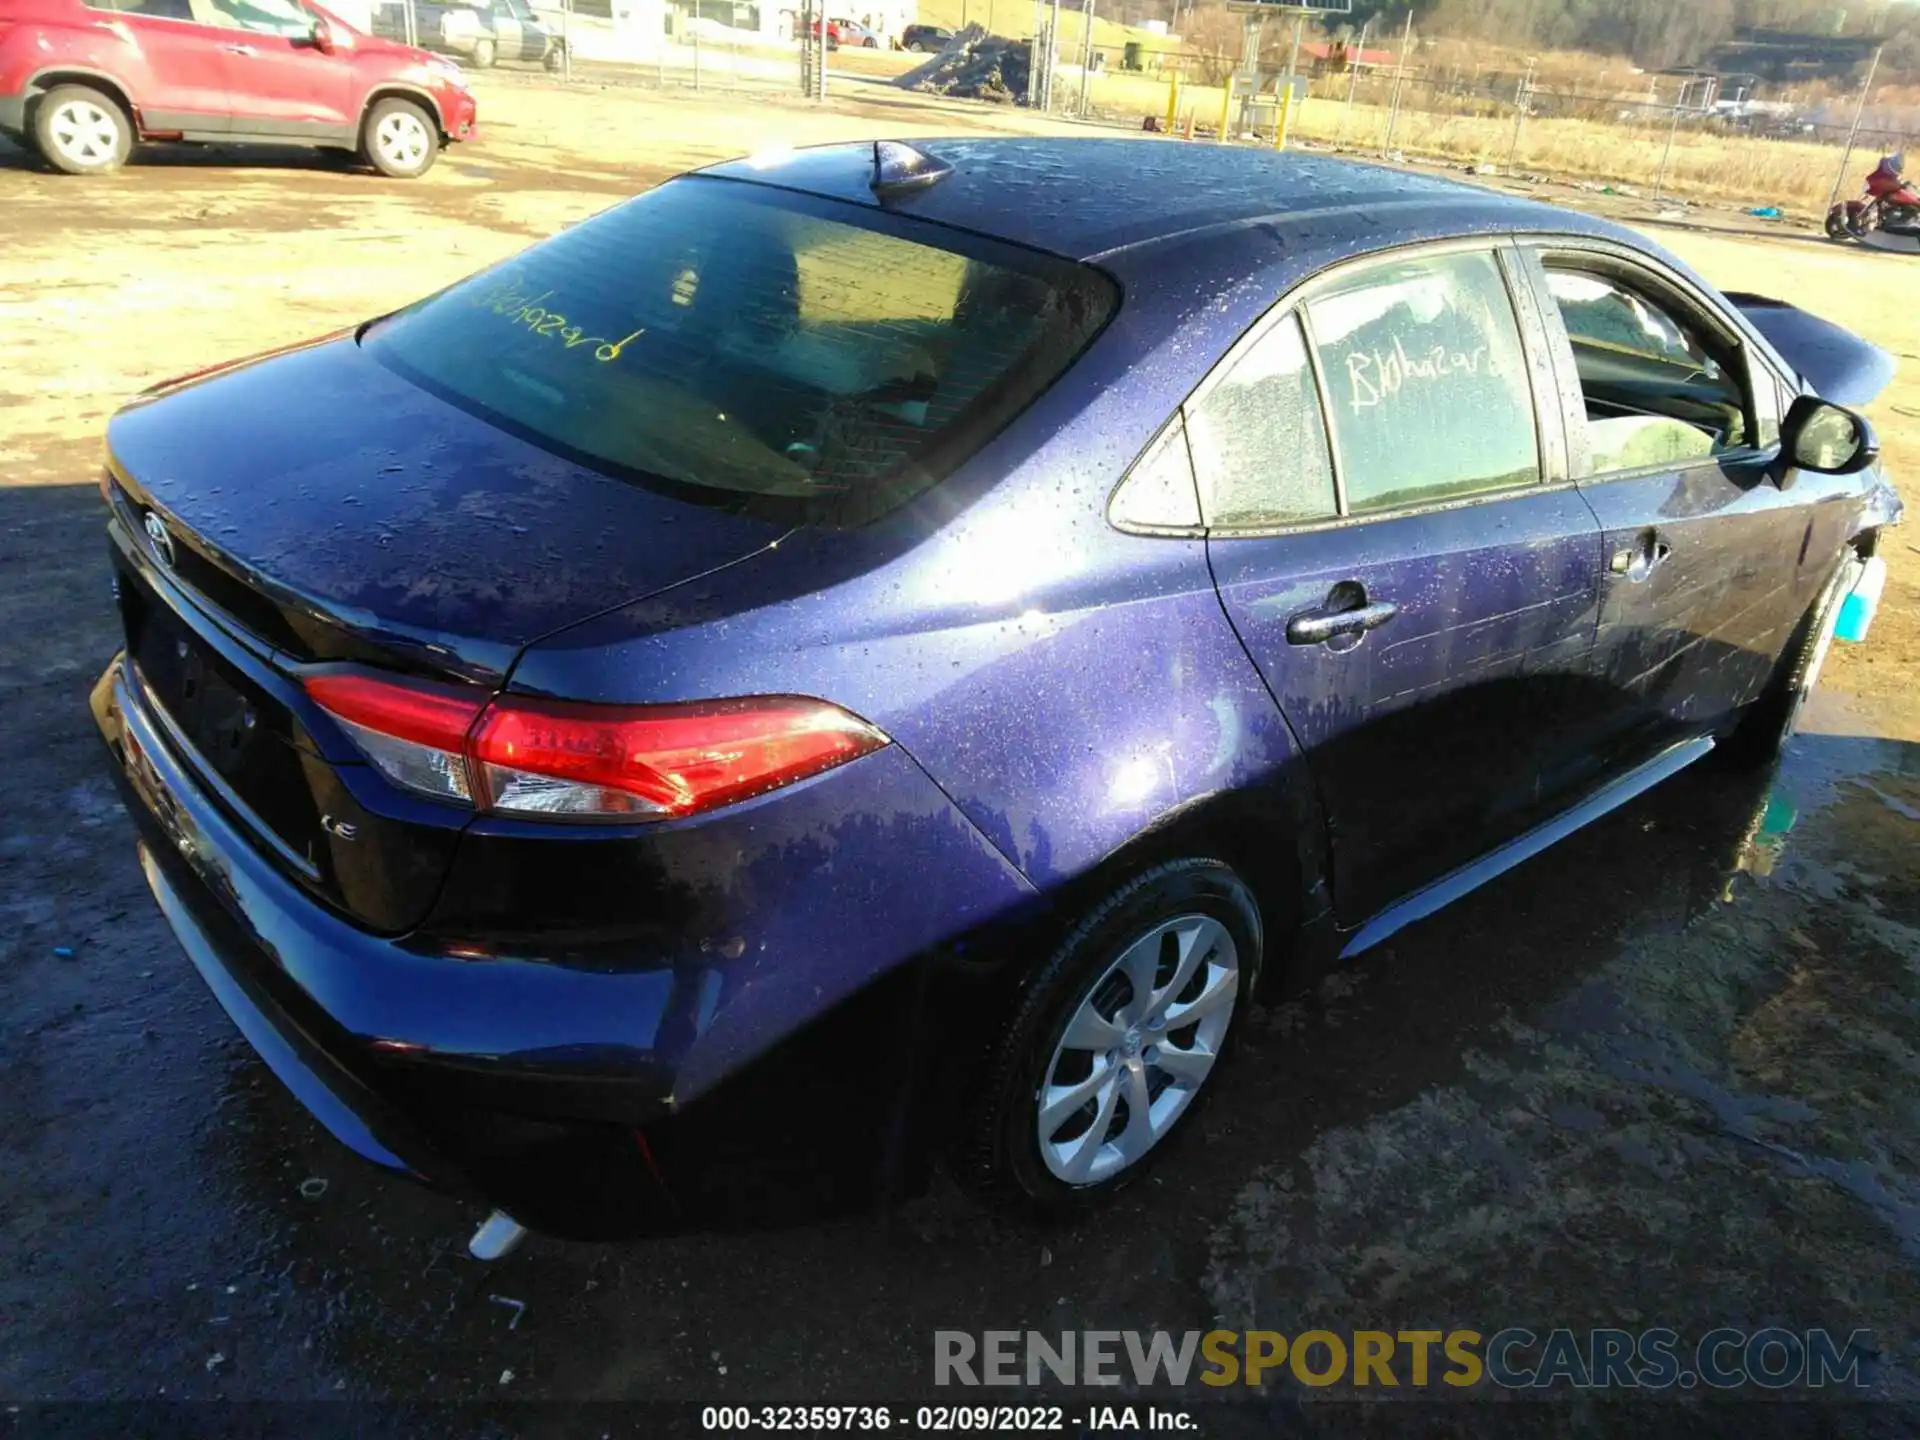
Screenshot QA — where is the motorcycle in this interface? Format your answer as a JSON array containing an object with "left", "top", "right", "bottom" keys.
[{"left": 1826, "top": 152, "right": 1920, "bottom": 254}]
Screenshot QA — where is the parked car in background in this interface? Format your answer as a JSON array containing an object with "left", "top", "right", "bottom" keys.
[
  {"left": 806, "top": 14, "right": 842, "bottom": 48},
  {"left": 369, "top": 0, "right": 564, "bottom": 69},
  {"left": 90, "top": 140, "right": 1901, "bottom": 1245},
  {"left": 900, "top": 22, "right": 950, "bottom": 51},
  {"left": 832, "top": 16, "right": 884, "bottom": 47},
  {"left": 0, "top": 0, "right": 475, "bottom": 175}
]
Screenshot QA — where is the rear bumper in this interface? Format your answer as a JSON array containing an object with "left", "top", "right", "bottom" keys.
[{"left": 93, "top": 649, "right": 1033, "bottom": 1235}]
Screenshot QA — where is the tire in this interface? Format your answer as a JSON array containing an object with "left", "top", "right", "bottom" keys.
[
  {"left": 471, "top": 37, "right": 497, "bottom": 68},
  {"left": 906, "top": 40, "right": 923, "bottom": 51},
  {"left": 545, "top": 41, "right": 566, "bottom": 72},
  {"left": 956, "top": 858, "right": 1262, "bottom": 1216},
  {"left": 864, "top": 35, "right": 878, "bottom": 46},
  {"left": 31, "top": 84, "right": 132, "bottom": 175},
  {"left": 361, "top": 97, "right": 439, "bottom": 179},
  {"left": 1720, "top": 559, "right": 1857, "bottom": 770}
]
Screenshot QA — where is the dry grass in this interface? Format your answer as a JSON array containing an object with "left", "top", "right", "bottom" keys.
[{"left": 1067, "top": 68, "right": 1866, "bottom": 217}]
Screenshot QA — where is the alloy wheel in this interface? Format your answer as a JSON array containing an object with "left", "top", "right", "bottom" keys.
[{"left": 1035, "top": 913, "right": 1239, "bottom": 1185}]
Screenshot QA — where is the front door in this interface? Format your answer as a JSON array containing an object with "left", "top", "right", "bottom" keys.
[
  {"left": 1198, "top": 246, "right": 1606, "bottom": 925},
  {"left": 195, "top": 0, "right": 354, "bottom": 140},
  {"left": 1519, "top": 248, "right": 1847, "bottom": 762},
  {"left": 86, "top": 0, "right": 232, "bottom": 133}
]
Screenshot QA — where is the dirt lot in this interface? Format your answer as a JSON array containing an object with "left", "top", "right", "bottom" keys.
[{"left": 2, "top": 72, "right": 1918, "bottom": 1432}]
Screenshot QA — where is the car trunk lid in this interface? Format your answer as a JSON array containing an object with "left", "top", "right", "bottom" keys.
[{"left": 105, "top": 335, "right": 788, "bottom": 931}]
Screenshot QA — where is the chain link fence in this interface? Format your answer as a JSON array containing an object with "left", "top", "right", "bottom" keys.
[{"left": 393, "top": 0, "right": 1918, "bottom": 219}]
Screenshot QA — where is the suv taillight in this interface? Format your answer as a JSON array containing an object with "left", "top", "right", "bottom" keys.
[{"left": 304, "top": 671, "right": 888, "bottom": 821}]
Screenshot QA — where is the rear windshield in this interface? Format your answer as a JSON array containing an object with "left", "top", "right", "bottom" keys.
[{"left": 364, "top": 177, "right": 1116, "bottom": 526}]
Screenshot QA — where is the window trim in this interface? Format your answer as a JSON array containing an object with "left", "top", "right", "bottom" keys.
[{"left": 1515, "top": 236, "right": 1786, "bottom": 487}]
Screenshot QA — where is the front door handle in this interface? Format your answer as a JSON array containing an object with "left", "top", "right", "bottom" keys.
[
  {"left": 1610, "top": 531, "right": 1673, "bottom": 583},
  {"left": 1286, "top": 589, "right": 1400, "bottom": 646}
]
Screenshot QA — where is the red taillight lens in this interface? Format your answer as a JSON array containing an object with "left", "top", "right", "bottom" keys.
[
  {"left": 303, "top": 672, "right": 487, "bottom": 805},
  {"left": 302, "top": 672, "right": 887, "bottom": 821}
]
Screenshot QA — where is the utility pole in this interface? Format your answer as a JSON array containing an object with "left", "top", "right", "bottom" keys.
[
  {"left": 1654, "top": 88, "right": 1682, "bottom": 201},
  {"left": 1826, "top": 44, "right": 1884, "bottom": 213},
  {"left": 1506, "top": 53, "right": 1535, "bottom": 172},
  {"left": 1342, "top": 16, "right": 1370, "bottom": 137},
  {"left": 1078, "top": 0, "right": 1095, "bottom": 118},
  {"left": 1382, "top": 7, "right": 1412, "bottom": 156}
]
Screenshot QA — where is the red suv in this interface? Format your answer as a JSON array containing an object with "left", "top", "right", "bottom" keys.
[{"left": 0, "top": 0, "right": 477, "bottom": 177}]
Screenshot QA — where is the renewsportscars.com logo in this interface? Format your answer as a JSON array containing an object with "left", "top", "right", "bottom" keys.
[{"left": 934, "top": 1328, "right": 1874, "bottom": 1391}]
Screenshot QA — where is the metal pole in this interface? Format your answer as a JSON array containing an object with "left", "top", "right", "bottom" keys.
[
  {"left": 1342, "top": 17, "right": 1369, "bottom": 137},
  {"left": 1825, "top": 44, "right": 1883, "bottom": 213},
  {"left": 1078, "top": 0, "right": 1094, "bottom": 119},
  {"left": 1284, "top": 12, "right": 1303, "bottom": 94},
  {"left": 1382, "top": 8, "right": 1411, "bottom": 156},
  {"left": 1505, "top": 55, "right": 1533, "bottom": 172},
  {"left": 560, "top": 0, "right": 571, "bottom": 80},
  {"left": 1027, "top": 0, "right": 1041, "bottom": 108},
  {"left": 1654, "top": 94, "right": 1681, "bottom": 200},
  {"left": 1047, "top": 0, "right": 1060, "bottom": 111},
  {"left": 692, "top": 19, "right": 700, "bottom": 90},
  {"left": 816, "top": 0, "right": 827, "bottom": 99}
]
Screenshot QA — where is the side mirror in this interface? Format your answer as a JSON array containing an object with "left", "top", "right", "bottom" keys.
[
  {"left": 1780, "top": 394, "right": 1878, "bottom": 476},
  {"left": 309, "top": 16, "right": 335, "bottom": 50}
]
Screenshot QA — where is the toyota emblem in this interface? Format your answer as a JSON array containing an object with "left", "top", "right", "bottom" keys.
[{"left": 143, "top": 511, "right": 176, "bottom": 569}]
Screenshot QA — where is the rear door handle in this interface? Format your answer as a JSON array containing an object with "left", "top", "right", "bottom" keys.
[
  {"left": 1610, "top": 531, "right": 1673, "bottom": 583},
  {"left": 1286, "top": 594, "right": 1400, "bottom": 646}
]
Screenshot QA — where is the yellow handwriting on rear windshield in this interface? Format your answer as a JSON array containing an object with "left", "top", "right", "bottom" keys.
[{"left": 470, "top": 280, "right": 643, "bottom": 363}]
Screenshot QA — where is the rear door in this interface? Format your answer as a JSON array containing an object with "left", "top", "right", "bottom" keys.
[
  {"left": 1200, "top": 243, "right": 1607, "bottom": 925},
  {"left": 489, "top": 0, "right": 535, "bottom": 60},
  {"left": 197, "top": 0, "right": 354, "bottom": 139},
  {"left": 1516, "top": 244, "right": 1844, "bottom": 759},
  {"left": 85, "top": 0, "right": 232, "bottom": 133}
]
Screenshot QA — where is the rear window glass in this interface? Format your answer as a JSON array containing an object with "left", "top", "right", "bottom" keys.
[{"left": 365, "top": 178, "right": 1116, "bottom": 526}]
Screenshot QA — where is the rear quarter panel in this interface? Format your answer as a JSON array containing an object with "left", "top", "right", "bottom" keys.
[{"left": 510, "top": 226, "right": 1338, "bottom": 923}]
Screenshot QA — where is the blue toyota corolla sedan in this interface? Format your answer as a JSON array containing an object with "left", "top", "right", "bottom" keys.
[{"left": 92, "top": 139, "right": 1902, "bottom": 1246}]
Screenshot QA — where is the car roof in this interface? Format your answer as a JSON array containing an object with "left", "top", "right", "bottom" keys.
[{"left": 700, "top": 137, "right": 1641, "bottom": 265}]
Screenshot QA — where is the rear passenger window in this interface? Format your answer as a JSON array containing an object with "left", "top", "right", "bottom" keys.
[
  {"left": 1185, "top": 313, "right": 1337, "bottom": 529},
  {"left": 1307, "top": 250, "right": 1539, "bottom": 514}
]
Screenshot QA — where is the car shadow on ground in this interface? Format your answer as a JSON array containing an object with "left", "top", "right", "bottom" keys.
[{"left": 0, "top": 130, "right": 374, "bottom": 176}]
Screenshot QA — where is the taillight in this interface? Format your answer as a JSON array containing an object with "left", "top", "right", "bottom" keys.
[{"left": 303, "top": 671, "right": 887, "bottom": 821}]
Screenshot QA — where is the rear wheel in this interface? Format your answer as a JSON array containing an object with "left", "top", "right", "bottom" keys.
[
  {"left": 1721, "top": 560, "right": 1856, "bottom": 769},
  {"left": 544, "top": 40, "right": 567, "bottom": 71},
  {"left": 472, "top": 37, "right": 497, "bottom": 68},
  {"left": 957, "top": 859, "right": 1261, "bottom": 1215},
  {"left": 362, "top": 97, "right": 439, "bottom": 179},
  {"left": 32, "top": 84, "right": 132, "bottom": 175}
]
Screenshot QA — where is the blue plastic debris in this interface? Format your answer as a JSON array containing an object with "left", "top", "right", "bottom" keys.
[
  {"left": 53, "top": 946, "right": 75, "bottom": 959},
  {"left": 1748, "top": 206, "right": 1784, "bottom": 219}
]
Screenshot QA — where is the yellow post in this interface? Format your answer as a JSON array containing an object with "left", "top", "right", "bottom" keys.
[
  {"left": 1274, "top": 84, "right": 1294, "bottom": 150},
  {"left": 1163, "top": 75, "right": 1181, "bottom": 133},
  {"left": 1217, "top": 78, "right": 1233, "bottom": 142}
]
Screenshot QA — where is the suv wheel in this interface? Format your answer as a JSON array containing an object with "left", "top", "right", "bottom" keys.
[
  {"left": 958, "top": 858, "right": 1261, "bottom": 1215},
  {"left": 472, "top": 37, "right": 497, "bottom": 68},
  {"left": 33, "top": 85, "right": 132, "bottom": 175},
  {"left": 545, "top": 41, "right": 567, "bottom": 72},
  {"left": 363, "top": 97, "right": 439, "bottom": 179}
]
